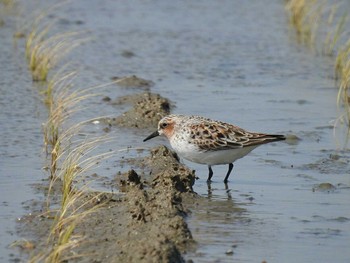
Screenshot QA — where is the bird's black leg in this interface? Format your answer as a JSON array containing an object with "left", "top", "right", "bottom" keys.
[
  {"left": 224, "top": 163, "right": 234, "bottom": 183},
  {"left": 207, "top": 165, "right": 213, "bottom": 182}
]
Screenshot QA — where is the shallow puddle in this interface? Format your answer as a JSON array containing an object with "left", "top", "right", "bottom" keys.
[{"left": 1, "top": 0, "right": 350, "bottom": 262}]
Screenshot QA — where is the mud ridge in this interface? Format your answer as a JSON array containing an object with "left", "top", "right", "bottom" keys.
[
  {"left": 105, "top": 92, "right": 172, "bottom": 129},
  {"left": 114, "top": 145, "right": 196, "bottom": 262},
  {"left": 17, "top": 146, "right": 198, "bottom": 263}
]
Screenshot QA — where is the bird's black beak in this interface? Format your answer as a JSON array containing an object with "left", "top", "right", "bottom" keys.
[{"left": 143, "top": 130, "right": 160, "bottom": 142}]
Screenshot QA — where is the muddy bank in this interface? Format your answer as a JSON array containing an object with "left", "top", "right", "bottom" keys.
[
  {"left": 17, "top": 146, "right": 198, "bottom": 262},
  {"left": 102, "top": 92, "right": 172, "bottom": 129}
]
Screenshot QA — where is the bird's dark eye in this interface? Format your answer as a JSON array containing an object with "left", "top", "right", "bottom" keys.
[{"left": 160, "top": 122, "right": 168, "bottom": 129}]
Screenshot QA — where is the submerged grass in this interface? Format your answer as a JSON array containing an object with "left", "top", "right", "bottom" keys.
[
  {"left": 334, "top": 33, "right": 350, "bottom": 126},
  {"left": 35, "top": 77, "right": 115, "bottom": 262},
  {"left": 337, "top": 57, "right": 350, "bottom": 124},
  {"left": 37, "top": 135, "right": 114, "bottom": 263},
  {"left": 22, "top": 5, "right": 116, "bottom": 261},
  {"left": 24, "top": 6, "right": 86, "bottom": 82},
  {"left": 42, "top": 70, "right": 108, "bottom": 178},
  {"left": 36, "top": 71, "right": 115, "bottom": 259},
  {"left": 335, "top": 40, "right": 350, "bottom": 80},
  {"left": 26, "top": 28, "right": 85, "bottom": 81},
  {"left": 0, "top": 0, "right": 14, "bottom": 8},
  {"left": 43, "top": 71, "right": 77, "bottom": 178},
  {"left": 285, "top": 0, "right": 324, "bottom": 48},
  {"left": 33, "top": 61, "right": 117, "bottom": 263},
  {"left": 286, "top": 0, "right": 350, "bottom": 130},
  {"left": 324, "top": 9, "right": 348, "bottom": 56}
]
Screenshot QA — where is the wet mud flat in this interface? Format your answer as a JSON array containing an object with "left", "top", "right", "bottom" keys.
[{"left": 18, "top": 145, "right": 199, "bottom": 262}]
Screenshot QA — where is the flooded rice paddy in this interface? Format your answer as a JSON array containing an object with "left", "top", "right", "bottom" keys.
[{"left": 1, "top": 0, "right": 350, "bottom": 262}]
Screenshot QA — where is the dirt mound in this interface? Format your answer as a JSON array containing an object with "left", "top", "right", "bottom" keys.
[{"left": 109, "top": 92, "right": 172, "bottom": 129}]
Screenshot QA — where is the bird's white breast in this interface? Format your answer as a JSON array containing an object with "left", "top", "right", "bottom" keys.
[{"left": 169, "top": 135, "right": 258, "bottom": 165}]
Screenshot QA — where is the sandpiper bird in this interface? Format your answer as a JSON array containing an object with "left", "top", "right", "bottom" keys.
[{"left": 144, "top": 114, "right": 285, "bottom": 183}]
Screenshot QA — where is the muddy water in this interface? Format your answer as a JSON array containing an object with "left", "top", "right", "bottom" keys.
[{"left": 2, "top": 0, "right": 350, "bottom": 262}]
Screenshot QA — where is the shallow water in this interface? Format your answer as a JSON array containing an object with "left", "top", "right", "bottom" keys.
[
  {"left": 0, "top": 10, "right": 47, "bottom": 262},
  {"left": 1, "top": 0, "right": 350, "bottom": 262}
]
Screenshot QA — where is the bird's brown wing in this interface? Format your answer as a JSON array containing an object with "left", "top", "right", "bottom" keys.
[{"left": 190, "top": 121, "right": 284, "bottom": 151}]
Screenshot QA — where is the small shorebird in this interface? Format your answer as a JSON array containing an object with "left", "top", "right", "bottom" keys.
[{"left": 144, "top": 114, "right": 285, "bottom": 183}]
